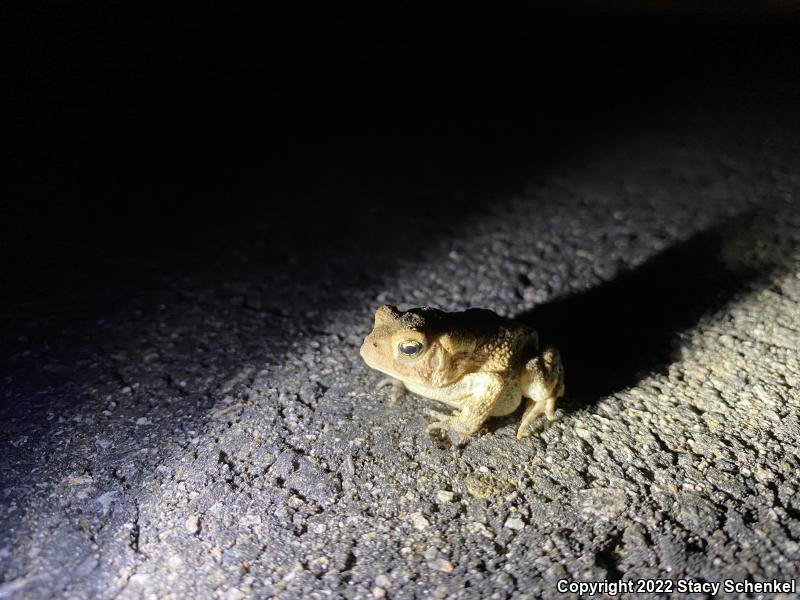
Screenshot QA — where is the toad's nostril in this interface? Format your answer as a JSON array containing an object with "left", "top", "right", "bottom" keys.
[{"left": 373, "top": 342, "right": 379, "bottom": 347}]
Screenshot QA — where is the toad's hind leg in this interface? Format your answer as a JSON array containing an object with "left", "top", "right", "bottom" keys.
[{"left": 517, "top": 346, "right": 564, "bottom": 439}]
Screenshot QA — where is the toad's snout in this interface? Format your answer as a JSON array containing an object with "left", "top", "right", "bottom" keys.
[{"left": 359, "top": 333, "right": 376, "bottom": 359}]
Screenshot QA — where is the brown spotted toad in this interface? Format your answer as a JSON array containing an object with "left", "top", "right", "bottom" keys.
[{"left": 360, "top": 305, "right": 564, "bottom": 440}]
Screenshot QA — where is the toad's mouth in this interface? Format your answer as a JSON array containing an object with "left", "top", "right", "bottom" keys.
[
  {"left": 360, "top": 341, "right": 402, "bottom": 378},
  {"left": 360, "top": 352, "right": 390, "bottom": 375}
]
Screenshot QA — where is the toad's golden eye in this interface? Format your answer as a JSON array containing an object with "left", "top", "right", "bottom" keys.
[{"left": 398, "top": 340, "right": 424, "bottom": 357}]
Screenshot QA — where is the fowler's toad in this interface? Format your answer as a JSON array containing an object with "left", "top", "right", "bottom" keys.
[{"left": 360, "top": 305, "right": 564, "bottom": 440}]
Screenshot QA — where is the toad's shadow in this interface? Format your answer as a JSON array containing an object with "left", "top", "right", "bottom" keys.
[{"left": 512, "top": 215, "right": 763, "bottom": 413}]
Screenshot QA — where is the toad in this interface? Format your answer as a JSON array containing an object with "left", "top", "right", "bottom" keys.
[{"left": 360, "top": 305, "right": 564, "bottom": 440}]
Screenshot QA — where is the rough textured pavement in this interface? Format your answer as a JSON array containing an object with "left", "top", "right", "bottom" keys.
[
  {"left": 3, "top": 8, "right": 800, "bottom": 600},
  {"left": 3, "top": 105, "right": 799, "bottom": 599}
]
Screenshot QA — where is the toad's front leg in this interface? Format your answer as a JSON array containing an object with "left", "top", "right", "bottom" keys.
[
  {"left": 424, "top": 408, "right": 478, "bottom": 439},
  {"left": 424, "top": 374, "right": 507, "bottom": 442},
  {"left": 376, "top": 377, "right": 406, "bottom": 404}
]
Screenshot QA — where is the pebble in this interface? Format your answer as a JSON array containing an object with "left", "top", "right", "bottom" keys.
[
  {"left": 436, "top": 490, "right": 455, "bottom": 503},
  {"left": 469, "top": 522, "right": 495, "bottom": 539},
  {"left": 129, "top": 573, "right": 150, "bottom": 586},
  {"left": 65, "top": 474, "right": 93, "bottom": 486},
  {"left": 504, "top": 516, "right": 525, "bottom": 531},
  {"left": 96, "top": 491, "right": 117, "bottom": 515},
  {"left": 410, "top": 512, "right": 430, "bottom": 530},
  {"left": 431, "top": 558, "right": 454, "bottom": 573},
  {"left": 546, "top": 564, "right": 567, "bottom": 579},
  {"left": 185, "top": 514, "right": 201, "bottom": 534},
  {"left": 223, "top": 588, "right": 245, "bottom": 600}
]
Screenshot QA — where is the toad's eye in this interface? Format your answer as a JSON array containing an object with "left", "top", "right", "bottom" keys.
[{"left": 398, "top": 340, "right": 424, "bottom": 357}]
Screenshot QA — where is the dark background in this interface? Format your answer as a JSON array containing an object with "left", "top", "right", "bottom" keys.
[
  {"left": 4, "top": 4, "right": 800, "bottom": 380},
  {"left": 6, "top": 2, "right": 799, "bottom": 271}
]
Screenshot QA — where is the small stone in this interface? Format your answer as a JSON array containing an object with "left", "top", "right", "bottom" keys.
[
  {"left": 469, "top": 522, "right": 495, "bottom": 539},
  {"left": 185, "top": 514, "right": 201, "bottom": 534},
  {"left": 312, "top": 522, "right": 327, "bottom": 534},
  {"left": 129, "top": 573, "right": 150, "bottom": 586},
  {"left": 410, "top": 512, "right": 430, "bottom": 530},
  {"left": 299, "top": 382, "right": 323, "bottom": 405},
  {"left": 424, "top": 547, "right": 439, "bottom": 561},
  {"left": 65, "top": 473, "right": 93, "bottom": 486},
  {"left": 436, "top": 490, "right": 455, "bottom": 503},
  {"left": 546, "top": 564, "right": 567, "bottom": 579},
  {"left": 375, "top": 574, "right": 390, "bottom": 588},
  {"left": 307, "top": 556, "right": 330, "bottom": 576},
  {"left": 578, "top": 487, "right": 627, "bottom": 521},
  {"left": 372, "top": 586, "right": 386, "bottom": 598},
  {"left": 504, "top": 516, "right": 525, "bottom": 531},
  {"left": 223, "top": 588, "right": 245, "bottom": 600},
  {"left": 754, "top": 465, "right": 775, "bottom": 482},
  {"left": 135, "top": 417, "right": 150, "bottom": 426},
  {"left": 211, "top": 546, "right": 223, "bottom": 562},
  {"left": 96, "top": 491, "right": 117, "bottom": 515},
  {"left": 432, "top": 558, "right": 454, "bottom": 573}
]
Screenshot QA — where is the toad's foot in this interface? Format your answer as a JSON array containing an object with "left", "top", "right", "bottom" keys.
[
  {"left": 424, "top": 408, "right": 480, "bottom": 443},
  {"left": 376, "top": 377, "right": 406, "bottom": 404},
  {"left": 516, "top": 394, "right": 557, "bottom": 439}
]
